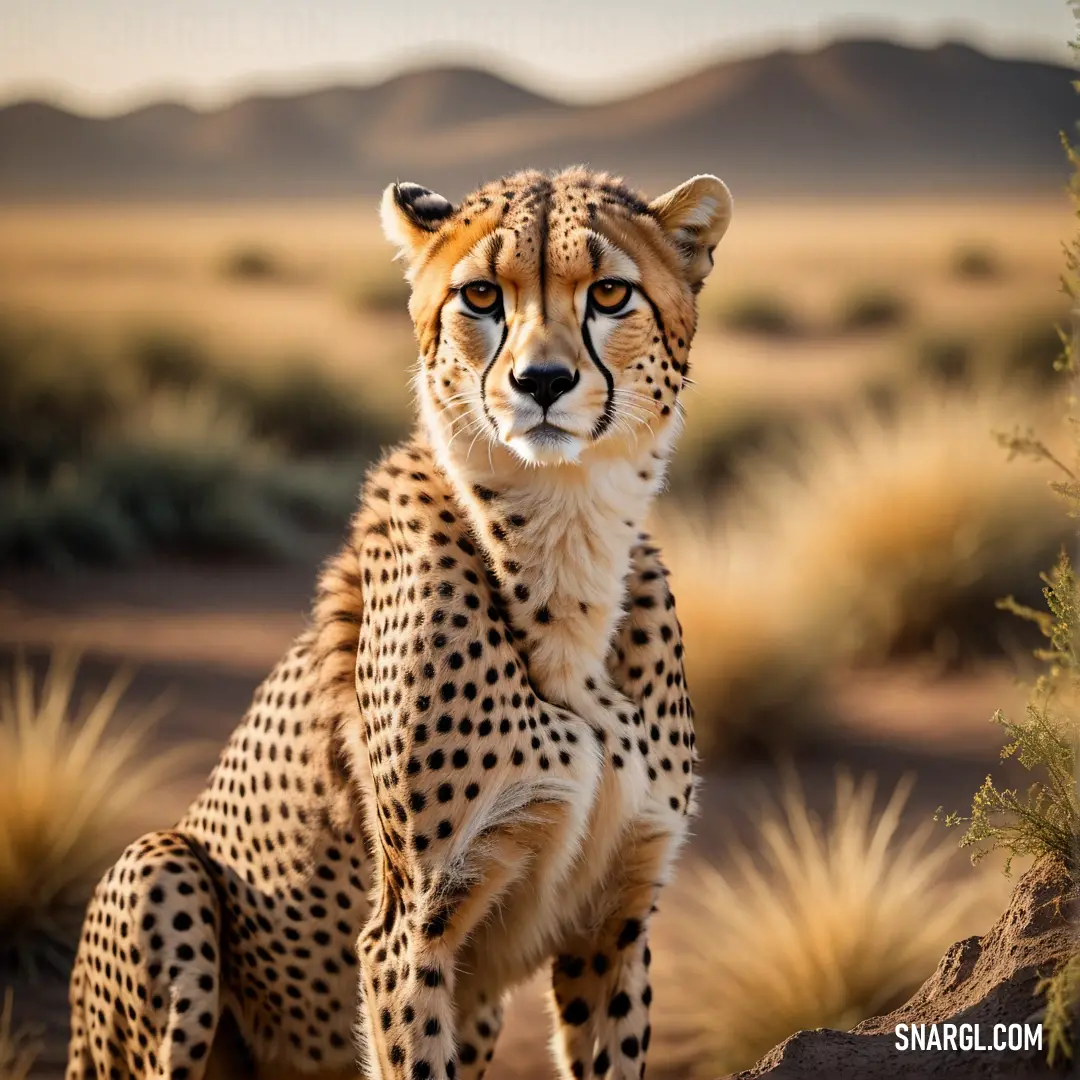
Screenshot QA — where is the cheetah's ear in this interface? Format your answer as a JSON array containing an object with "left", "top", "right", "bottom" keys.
[
  {"left": 649, "top": 174, "right": 733, "bottom": 291},
  {"left": 380, "top": 182, "right": 456, "bottom": 265}
]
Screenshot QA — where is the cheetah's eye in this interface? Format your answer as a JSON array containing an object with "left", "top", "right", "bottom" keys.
[
  {"left": 589, "top": 279, "right": 632, "bottom": 315},
  {"left": 461, "top": 281, "right": 501, "bottom": 315}
]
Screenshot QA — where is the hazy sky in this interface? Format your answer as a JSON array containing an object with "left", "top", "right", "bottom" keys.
[{"left": 2, "top": 0, "right": 1075, "bottom": 113}]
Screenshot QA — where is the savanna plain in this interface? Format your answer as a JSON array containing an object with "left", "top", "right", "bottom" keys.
[{"left": 0, "top": 193, "right": 1072, "bottom": 1078}]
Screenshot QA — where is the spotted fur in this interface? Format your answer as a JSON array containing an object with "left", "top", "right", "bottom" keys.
[{"left": 66, "top": 165, "right": 732, "bottom": 1080}]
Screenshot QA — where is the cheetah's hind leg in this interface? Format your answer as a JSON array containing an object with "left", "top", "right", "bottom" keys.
[{"left": 67, "top": 830, "right": 244, "bottom": 1080}]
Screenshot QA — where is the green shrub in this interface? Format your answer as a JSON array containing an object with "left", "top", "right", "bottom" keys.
[
  {"left": 837, "top": 288, "right": 909, "bottom": 332},
  {"left": 720, "top": 293, "right": 801, "bottom": 337},
  {"left": 939, "top": 12, "right": 1080, "bottom": 1062},
  {"left": 1040, "top": 951, "right": 1080, "bottom": 1067},
  {"left": 940, "top": 552, "right": 1079, "bottom": 873}
]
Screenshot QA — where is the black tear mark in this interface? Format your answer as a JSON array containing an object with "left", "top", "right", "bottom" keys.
[
  {"left": 479, "top": 321, "right": 510, "bottom": 434},
  {"left": 581, "top": 317, "right": 615, "bottom": 439}
]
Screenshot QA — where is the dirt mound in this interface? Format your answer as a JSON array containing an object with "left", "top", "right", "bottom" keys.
[{"left": 728, "top": 859, "right": 1078, "bottom": 1079}]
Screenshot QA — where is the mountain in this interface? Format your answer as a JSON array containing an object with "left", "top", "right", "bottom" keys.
[{"left": 0, "top": 41, "right": 1075, "bottom": 200}]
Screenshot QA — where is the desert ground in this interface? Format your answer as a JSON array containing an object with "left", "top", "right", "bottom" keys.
[{"left": 0, "top": 194, "right": 1071, "bottom": 1078}]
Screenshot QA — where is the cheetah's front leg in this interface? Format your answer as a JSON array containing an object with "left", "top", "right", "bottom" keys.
[
  {"left": 356, "top": 878, "right": 460, "bottom": 1080},
  {"left": 455, "top": 996, "right": 504, "bottom": 1080},
  {"left": 544, "top": 538, "right": 697, "bottom": 1079},
  {"left": 547, "top": 826, "right": 670, "bottom": 1080},
  {"left": 355, "top": 822, "right": 552, "bottom": 1080}
]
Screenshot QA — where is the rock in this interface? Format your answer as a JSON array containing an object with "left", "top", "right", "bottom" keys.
[{"left": 726, "top": 859, "right": 1078, "bottom": 1079}]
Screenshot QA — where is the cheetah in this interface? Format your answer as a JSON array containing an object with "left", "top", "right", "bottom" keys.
[{"left": 66, "top": 165, "right": 733, "bottom": 1080}]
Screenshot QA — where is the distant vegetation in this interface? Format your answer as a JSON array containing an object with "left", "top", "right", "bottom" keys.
[
  {"left": 913, "top": 318, "right": 1067, "bottom": 390},
  {"left": 837, "top": 287, "right": 909, "bottom": 332},
  {"left": 917, "top": 336, "right": 973, "bottom": 385},
  {"left": 951, "top": 243, "right": 1002, "bottom": 281},
  {"left": 1006, "top": 321, "right": 1067, "bottom": 387},
  {"left": 714, "top": 283, "right": 911, "bottom": 339},
  {"left": 0, "top": 317, "right": 402, "bottom": 568},
  {"left": 662, "top": 388, "right": 1065, "bottom": 756},
  {"left": 719, "top": 292, "right": 802, "bottom": 337},
  {"left": 350, "top": 270, "right": 411, "bottom": 315},
  {"left": 221, "top": 244, "right": 283, "bottom": 282}
]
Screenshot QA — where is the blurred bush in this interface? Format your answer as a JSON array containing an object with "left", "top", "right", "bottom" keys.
[
  {"left": 672, "top": 407, "right": 800, "bottom": 498},
  {"left": 915, "top": 318, "right": 1067, "bottom": 391},
  {"left": 221, "top": 244, "right": 282, "bottom": 281},
  {"left": 658, "top": 388, "right": 1066, "bottom": 756},
  {"left": 1, "top": 450, "right": 360, "bottom": 570},
  {"left": 0, "top": 322, "right": 128, "bottom": 485},
  {"left": 218, "top": 360, "right": 387, "bottom": 457},
  {"left": 350, "top": 269, "right": 411, "bottom": 315},
  {"left": 128, "top": 330, "right": 217, "bottom": 392},
  {"left": 836, "top": 287, "right": 909, "bottom": 332},
  {"left": 0, "top": 316, "right": 403, "bottom": 569},
  {"left": 718, "top": 292, "right": 802, "bottom": 337},
  {"left": 951, "top": 243, "right": 1002, "bottom": 281},
  {"left": 917, "top": 335, "right": 973, "bottom": 385}
]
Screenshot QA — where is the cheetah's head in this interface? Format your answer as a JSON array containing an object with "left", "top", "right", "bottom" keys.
[{"left": 381, "top": 167, "right": 732, "bottom": 468}]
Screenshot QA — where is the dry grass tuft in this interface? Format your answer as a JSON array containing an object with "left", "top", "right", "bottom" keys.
[
  {"left": 0, "top": 990, "right": 41, "bottom": 1080},
  {"left": 656, "top": 774, "right": 988, "bottom": 1077},
  {"left": 658, "top": 389, "right": 1065, "bottom": 755},
  {"left": 0, "top": 652, "right": 186, "bottom": 970}
]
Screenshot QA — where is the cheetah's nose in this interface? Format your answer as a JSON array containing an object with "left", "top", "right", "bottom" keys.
[{"left": 509, "top": 366, "right": 580, "bottom": 411}]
